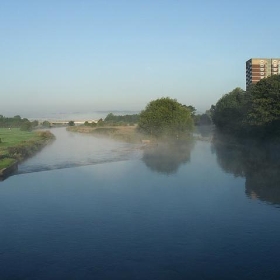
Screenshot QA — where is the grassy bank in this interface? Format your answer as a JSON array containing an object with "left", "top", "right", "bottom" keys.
[
  {"left": 0, "top": 158, "right": 17, "bottom": 169},
  {"left": 0, "top": 128, "right": 55, "bottom": 172},
  {"left": 67, "top": 125, "right": 154, "bottom": 144}
]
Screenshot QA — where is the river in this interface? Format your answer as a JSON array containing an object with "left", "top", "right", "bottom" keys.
[{"left": 0, "top": 127, "right": 280, "bottom": 280}]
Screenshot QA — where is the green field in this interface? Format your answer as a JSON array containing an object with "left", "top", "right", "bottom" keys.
[
  {"left": 0, "top": 128, "right": 54, "bottom": 172},
  {"left": 0, "top": 158, "right": 16, "bottom": 169},
  {"left": 0, "top": 128, "right": 41, "bottom": 157}
]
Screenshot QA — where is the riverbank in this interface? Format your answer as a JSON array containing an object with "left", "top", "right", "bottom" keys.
[
  {"left": 67, "top": 125, "right": 155, "bottom": 144},
  {"left": 0, "top": 129, "right": 55, "bottom": 178}
]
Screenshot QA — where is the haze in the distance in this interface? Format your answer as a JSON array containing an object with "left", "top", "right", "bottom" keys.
[{"left": 1, "top": 0, "right": 279, "bottom": 117}]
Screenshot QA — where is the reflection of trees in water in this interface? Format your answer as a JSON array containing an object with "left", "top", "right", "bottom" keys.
[
  {"left": 142, "top": 140, "right": 195, "bottom": 175},
  {"left": 211, "top": 142, "right": 245, "bottom": 177},
  {"left": 195, "top": 125, "right": 214, "bottom": 138},
  {"left": 212, "top": 133, "right": 280, "bottom": 205},
  {"left": 245, "top": 167, "right": 280, "bottom": 205}
]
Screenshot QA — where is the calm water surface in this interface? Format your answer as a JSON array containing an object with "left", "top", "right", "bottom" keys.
[
  {"left": 1, "top": 128, "right": 280, "bottom": 280},
  {"left": 18, "top": 128, "right": 142, "bottom": 173}
]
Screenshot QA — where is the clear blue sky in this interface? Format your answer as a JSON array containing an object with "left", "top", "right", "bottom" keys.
[{"left": 1, "top": 0, "right": 280, "bottom": 117}]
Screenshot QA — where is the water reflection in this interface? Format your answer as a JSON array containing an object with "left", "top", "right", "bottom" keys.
[
  {"left": 212, "top": 133, "right": 280, "bottom": 205},
  {"left": 142, "top": 139, "right": 195, "bottom": 174}
]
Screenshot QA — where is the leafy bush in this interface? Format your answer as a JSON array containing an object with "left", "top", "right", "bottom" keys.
[{"left": 137, "top": 97, "right": 194, "bottom": 138}]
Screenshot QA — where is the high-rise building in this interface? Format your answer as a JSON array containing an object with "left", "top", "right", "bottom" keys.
[{"left": 246, "top": 58, "right": 280, "bottom": 90}]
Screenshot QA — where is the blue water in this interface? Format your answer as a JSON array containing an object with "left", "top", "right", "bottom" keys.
[
  {"left": 17, "top": 128, "right": 142, "bottom": 173},
  {"left": 1, "top": 128, "right": 280, "bottom": 279}
]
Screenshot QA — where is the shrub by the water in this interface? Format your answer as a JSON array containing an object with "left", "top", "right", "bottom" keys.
[{"left": 138, "top": 97, "right": 194, "bottom": 139}]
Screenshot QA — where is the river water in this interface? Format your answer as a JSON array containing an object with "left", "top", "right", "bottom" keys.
[
  {"left": 1, "top": 128, "right": 280, "bottom": 280},
  {"left": 17, "top": 128, "right": 143, "bottom": 174}
]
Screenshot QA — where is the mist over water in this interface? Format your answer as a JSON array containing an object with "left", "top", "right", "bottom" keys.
[
  {"left": 19, "top": 127, "right": 143, "bottom": 174},
  {"left": 24, "top": 111, "right": 139, "bottom": 122},
  {"left": 1, "top": 127, "right": 280, "bottom": 279},
  {"left": 16, "top": 127, "right": 280, "bottom": 207}
]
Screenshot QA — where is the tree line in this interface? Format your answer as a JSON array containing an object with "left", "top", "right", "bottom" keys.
[
  {"left": 104, "top": 113, "right": 139, "bottom": 125},
  {"left": 84, "top": 99, "right": 209, "bottom": 140},
  {"left": 3, "top": 74, "right": 279, "bottom": 140},
  {"left": 211, "top": 75, "right": 280, "bottom": 139},
  {"left": 100, "top": 73, "right": 280, "bottom": 141},
  {"left": 0, "top": 115, "right": 38, "bottom": 131}
]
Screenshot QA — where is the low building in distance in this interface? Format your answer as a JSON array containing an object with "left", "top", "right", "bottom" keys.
[{"left": 246, "top": 58, "right": 280, "bottom": 90}]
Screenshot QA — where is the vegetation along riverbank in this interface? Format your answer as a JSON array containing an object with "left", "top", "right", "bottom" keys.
[
  {"left": 0, "top": 128, "right": 55, "bottom": 178},
  {"left": 67, "top": 125, "right": 154, "bottom": 144},
  {"left": 211, "top": 75, "right": 280, "bottom": 140},
  {"left": 68, "top": 97, "right": 196, "bottom": 143}
]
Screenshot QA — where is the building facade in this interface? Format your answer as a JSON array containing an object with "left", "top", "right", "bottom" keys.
[{"left": 246, "top": 58, "right": 280, "bottom": 90}]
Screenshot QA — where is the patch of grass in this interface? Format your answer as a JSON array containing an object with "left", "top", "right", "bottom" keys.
[
  {"left": 0, "top": 128, "right": 41, "bottom": 143},
  {"left": 0, "top": 128, "right": 41, "bottom": 154},
  {"left": 0, "top": 158, "right": 16, "bottom": 169},
  {"left": 0, "top": 128, "right": 54, "bottom": 178},
  {"left": 0, "top": 128, "right": 54, "bottom": 160},
  {"left": 91, "top": 127, "right": 118, "bottom": 135}
]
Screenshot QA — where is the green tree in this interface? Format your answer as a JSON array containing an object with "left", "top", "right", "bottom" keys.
[
  {"left": 31, "top": 120, "right": 39, "bottom": 127},
  {"left": 212, "top": 87, "right": 251, "bottom": 134},
  {"left": 212, "top": 76, "right": 280, "bottom": 138},
  {"left": 42, "top": 121, "right": 51, "bottom": 128},
  {"left": 246, "top": 75, "right": 280, "bottom": 137},
  {"left": 104, "top": 113, "right": 139, "bottom": 125},
  {"left": 199, "top": 113, "right": 212, "bottom": 125},
  {"left": 184, "top": 105, "right": 196, "bottom": 118},
  {"left": 104, "top": 113, "right": 115, "bottom": 122},
  {"left": 0, "top": 115, "right": 37, "bottom": 128},
  {"left": 20, "top": 121, "right": 32, "bottom": 131},
  {"left": 68, "top": 121, "right": 75, "bottom": 126},
  {"left": 97, "top": 118, "right": 104, "bottom": 126},
  {"left": 137, "top": 97, "right": 194, "bottom": 138}
]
